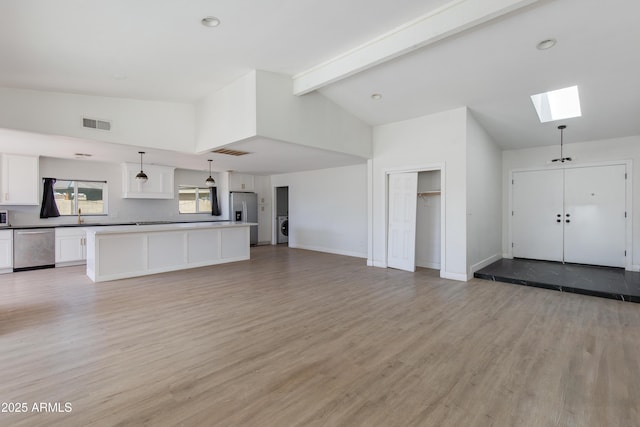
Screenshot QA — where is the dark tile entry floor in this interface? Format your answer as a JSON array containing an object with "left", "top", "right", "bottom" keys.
[{"left": 474, "top": 258, "right": 640, "bottom": 303}]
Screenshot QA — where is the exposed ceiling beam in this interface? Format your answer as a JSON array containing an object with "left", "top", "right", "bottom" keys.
[{"left": 292, "top": 0, "right": 543, "bottom": 95}]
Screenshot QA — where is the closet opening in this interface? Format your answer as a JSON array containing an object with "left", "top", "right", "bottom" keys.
[
  {"left": 416, "top": 171, "right": 441, "bottom": 270},
  {"left": 386, "top": 168, "right": 443, "bottom": 274}
]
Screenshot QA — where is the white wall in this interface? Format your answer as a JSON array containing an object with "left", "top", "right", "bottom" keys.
[
  {"left": 466, "top": 112, "right": 502, "bottom": 275},
  {"left": 0, "top": 72, "right": 372, "bottom": 168},
  {"left": 7, "top": 157, "right": 225, "bottom": 226},
  {"left": 502, "top": 135, "right": 640, "bottom": 268},
  {"left": 256, "top": 71, "right": 372, "bottom": 159},
  {"left": 371, "top": 107, "right": 468, "bottom": 280},
  {"left": 271, "top": 164, "right": 368, "bottom": 258},
  {"left": 0, "top": 87, "right": 195, "bottom": 153},
  {"left": 254, "top": 175, "right": 273, "bottom": 244},
  {"left": 195, "top": 71, "right": 257, "bottom": 152}
]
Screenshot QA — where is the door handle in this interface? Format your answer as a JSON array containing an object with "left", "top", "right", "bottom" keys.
[
  {"left": 566, "top": 219, "right": 570, "bottom": 223},
  {"left": 556, "top": 219, "right": 561, "bottom": 223},
  {"left": 15, "top": 230, "right": 53, "bottom": 235}
]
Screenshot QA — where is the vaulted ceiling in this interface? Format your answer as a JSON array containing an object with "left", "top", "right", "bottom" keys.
[{"left": 0, "top": 0, "right": 638, "bottom": 172}]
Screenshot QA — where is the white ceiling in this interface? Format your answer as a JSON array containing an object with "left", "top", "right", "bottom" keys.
[
  {"left": 0, "top": 0, "right": 638, "bottom": 172},
  {"left": 319, "top": 0, "right": 640, "bottom": 149},
  {"left": 0, "top": 0, "right": 450, "bottom": 101}
]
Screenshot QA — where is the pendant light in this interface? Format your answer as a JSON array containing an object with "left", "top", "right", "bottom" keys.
[
  {"left": 550, "top": 125, "right": 572, "bottom": 163},
  {"left": 136, "top": 151, "right": 148, "bottom": 182},
  {"left": 205, "top": 159, "right": 216, "bottom": 187}
]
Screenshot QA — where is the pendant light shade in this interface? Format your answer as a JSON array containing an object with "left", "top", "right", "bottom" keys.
[
  {"left": 205, "top": 159, "right": 216, "bottom": 187},
  {"left": 550, "top": 125, "right": 572, "bottom": 163},
  {"left": 136, "top": 151, "right": 148, "bottom": 182}
]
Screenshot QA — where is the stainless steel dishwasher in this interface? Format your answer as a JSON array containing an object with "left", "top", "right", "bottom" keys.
[{"left": 13, "top": 228, "right": 55, "bottom": 271}]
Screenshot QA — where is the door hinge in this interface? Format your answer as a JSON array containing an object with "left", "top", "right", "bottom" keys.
[
  {"left": 625, "top": 250, "right": 627, "bottom": 256},
  {"left": 511, "top": 242, "right": 514, "bottom": 248},
  {"left": 512, "top": 179, "right": 514, "bottom": 185},
  {"left": 512, "top": 210, "right": 514, "bottom": 216},
  {"left": 625, "top": 173, "right": 627, "bottom": 179},
  {"left": 625, "top": 211, "right": 627, "bottom": 218}
]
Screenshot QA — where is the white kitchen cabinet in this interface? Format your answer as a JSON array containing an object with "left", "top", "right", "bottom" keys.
[
  {"left": 55, "top": 227, "right": 87, "bottom": 266},
  {"left": 229, "top": 173, "right": 255, "bottom": 192},
  {"left": 0, "top": 154, "right": 39, "bottom": 205},
  {"left": 0, "top": 229, "right": 13, "bottom": 271},
  {"left": 122, "top": 163, "right": 175, "bottom": 199}
]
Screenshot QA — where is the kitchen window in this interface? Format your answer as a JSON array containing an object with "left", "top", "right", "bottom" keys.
[
  {"left": 53, "top": 180, "right": 108, "bottom": 215},
  {"left": 179, "top": 186, "right": 211, "bottom": 214}
]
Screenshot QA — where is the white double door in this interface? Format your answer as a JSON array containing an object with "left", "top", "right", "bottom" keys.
[{"left": 512, "top": 164, "right": 626, "bottom": 268}]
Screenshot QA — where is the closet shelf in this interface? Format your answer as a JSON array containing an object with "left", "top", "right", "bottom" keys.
[{"left": 418, "top": 191, "right": 441, "bottom": 197}]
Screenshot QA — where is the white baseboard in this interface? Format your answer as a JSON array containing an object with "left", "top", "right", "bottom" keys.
[
  {"left": 416, "top": 261, "right": 441, "bottom": 270},
  {"left": 469, "top": 253, "right": 502, "bottom": 276},
  {"left": 440, "top": 271, "right": 468, "bottom": 281},
  {"left": 502, "top": 253, "right": 512, "bottom": 259},
  {"left": 288, "top": 243, "right": 367, "bottom": 259},
  {"left": 630, "top": 264, "right": 640, "bottom": 272}
]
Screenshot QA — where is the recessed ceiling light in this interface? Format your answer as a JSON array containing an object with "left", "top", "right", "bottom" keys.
[
  {"left": 74, "top": 153, "right": 93, "bottom": 158},
  {"left": 201, "top": 16, "right": 221, "bottom": 27},
  {"left": 536, "top": 38, "right": 557, "bottom": 50},
  {"left": 371, "top": 93, "right": 382, "bottom": 100},
  {"left": 531, "top": 85, "right": 582, "bottom": 123}
]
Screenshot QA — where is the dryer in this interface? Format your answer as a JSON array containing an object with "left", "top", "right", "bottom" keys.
[{"left": 277, "top": 216, "right": 288, "bottom": 244}]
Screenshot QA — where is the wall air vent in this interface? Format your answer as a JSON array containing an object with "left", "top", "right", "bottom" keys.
[
  {"left": 82, "top": 117, "right": 112, "bottom": 131},
  {"left": 211, "top": 148, "right": 251, "bottom": 156}
]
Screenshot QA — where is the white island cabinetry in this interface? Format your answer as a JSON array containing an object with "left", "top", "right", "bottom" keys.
[{"left": 85, "top": 222, "right": 252, "bottom": 282}]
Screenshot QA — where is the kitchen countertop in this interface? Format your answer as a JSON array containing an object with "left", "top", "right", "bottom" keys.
[
  {"left": 2, "top": 220, "right": 234, "bottom": 230},
  {"left": 85, "top": 221, "right": 257, "bottom": 235}
]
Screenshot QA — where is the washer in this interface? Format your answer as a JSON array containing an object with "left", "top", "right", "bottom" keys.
[{"left": 277, "top": 216, "right": 288, "bottom": 244}]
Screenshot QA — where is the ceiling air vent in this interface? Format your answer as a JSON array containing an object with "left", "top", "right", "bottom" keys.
[
  {"left": 82, "top": 117, "right": 112, "bottom": 131},
  {"left": 211, "top": 148, "right": 251, "bottom": 156}
]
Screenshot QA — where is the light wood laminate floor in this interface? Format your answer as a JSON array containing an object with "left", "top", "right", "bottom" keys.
[{"left": 0, "top": 246, "right": 638, "bottom": 426}]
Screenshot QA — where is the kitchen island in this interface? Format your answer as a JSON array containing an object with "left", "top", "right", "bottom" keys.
[{"left": 85, "top": 222, "right": 254, "bottom": 282}]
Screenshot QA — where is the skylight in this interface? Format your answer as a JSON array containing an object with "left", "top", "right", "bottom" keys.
[{"left": 530, "top": 85, "right": 582, "bottom": 123}]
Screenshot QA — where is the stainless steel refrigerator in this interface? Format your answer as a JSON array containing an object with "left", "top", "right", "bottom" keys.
[{"left": 229, "top": 191, "right": 258, "bottom": 245}]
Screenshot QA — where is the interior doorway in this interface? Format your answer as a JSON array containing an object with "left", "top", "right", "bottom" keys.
[
  {"left": 387, "top": 168, "right": 443, "bottom": 273},
  {"left": 275, "top": 186, "right": 289, "bottom": 245}
]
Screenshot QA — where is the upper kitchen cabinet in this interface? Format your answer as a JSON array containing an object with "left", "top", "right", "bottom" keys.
[
  {"left": 122, "top": 163, "right": 175, "bottom": 199},
  {"left": 229, "top": 173, "right": 255, "bottom": 192},
  {"left": 0, "top": 154, "right": 39, "bottom": 205}
]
